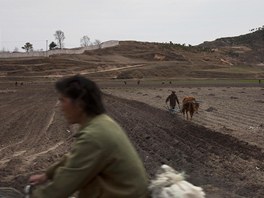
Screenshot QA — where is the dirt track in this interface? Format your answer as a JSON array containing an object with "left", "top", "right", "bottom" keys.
[{"left": 0, "top": 83, "right": 264, "bottom": 197}]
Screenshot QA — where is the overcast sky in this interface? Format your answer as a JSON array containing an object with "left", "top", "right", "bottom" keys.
[{"left": 0, "top": 0, "right": 263, "bottom": 51}]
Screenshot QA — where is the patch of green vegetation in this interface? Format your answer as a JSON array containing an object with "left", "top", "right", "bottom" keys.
[
  {"left": 136, "top": 78, "right": 263, "bottom": 85},
  {"left": 150, "top": 41, "right": 213, "bottom": 53},
  {"left": 205, "top": 64, "right": 263, "bottom": 74}
]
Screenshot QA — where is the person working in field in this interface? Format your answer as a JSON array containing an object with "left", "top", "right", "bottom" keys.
[
  {"left": 166, "top": 91, "right": 180, "bottom": 110},
  {"left": 29, "top": 75, "right": 149, "bottom": 198}
]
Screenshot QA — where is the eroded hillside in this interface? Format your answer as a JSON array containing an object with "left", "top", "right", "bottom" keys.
[{"left": 0, "top": 39, "right": 264, "bottom": 81}]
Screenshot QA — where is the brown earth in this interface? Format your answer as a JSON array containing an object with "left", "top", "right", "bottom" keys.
[
  {"left": 0, "top": 82, "right": 264, "bottom": 198},
  {"left": 0, "top": 38, "right": 264, "bottom": 197},
  {"left": 1, "top": 41, "right": 264, "bottom": 82}
]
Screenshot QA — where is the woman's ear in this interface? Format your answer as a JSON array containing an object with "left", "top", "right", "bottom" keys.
[{"left": 75, "top": 99, "right": 86, "bottom": 113}]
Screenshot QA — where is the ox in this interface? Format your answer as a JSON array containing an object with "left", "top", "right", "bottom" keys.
[
  {"left": 182, "top": 96, "right": 196, "bottom": 105},
  {"left": 181, "top": 96, "right": 199, "bottom": 120}
]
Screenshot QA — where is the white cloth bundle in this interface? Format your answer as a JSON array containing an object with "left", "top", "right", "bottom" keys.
[{"left": 149, "top": 165, "right": 206, "bottom": 198}]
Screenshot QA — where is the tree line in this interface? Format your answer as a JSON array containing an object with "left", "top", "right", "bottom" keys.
[
  {"left": 20, "top": 30, "right": 102, "bottom": 52},
  {"left": 249, "top": 25, "right": 264, "bottom": 32}
]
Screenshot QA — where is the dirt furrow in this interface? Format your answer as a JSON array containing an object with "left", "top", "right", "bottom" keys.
[
  {"left": 214, "top": 107, "right": 263, "bottom": 124},
  {"left": 105, "top": 94, "right": 264, "bottom": 197},
  {"left": 1, "top": 84, "right": 264, "bottom": 197}
]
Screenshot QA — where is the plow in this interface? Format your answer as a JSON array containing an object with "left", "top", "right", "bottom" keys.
[{"left": 164, "top": 105, "right": 181, "bottom": 114}]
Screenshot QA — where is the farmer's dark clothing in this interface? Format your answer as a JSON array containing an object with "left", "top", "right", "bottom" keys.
[{"left": 166, "top": 93, "right": 179, "bottom": 109}]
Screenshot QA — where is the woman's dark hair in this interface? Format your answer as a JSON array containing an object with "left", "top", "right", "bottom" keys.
[{"left": 55, "top": 75, "right": 106, "bottom": 115}]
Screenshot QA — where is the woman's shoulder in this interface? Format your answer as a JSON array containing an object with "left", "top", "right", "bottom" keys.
[{"left": 80, "top": 114, "right": 123, "bottom": 142}]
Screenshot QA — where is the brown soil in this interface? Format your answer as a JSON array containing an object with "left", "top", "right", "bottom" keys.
[
  {"left": 0, "top": 82, "right": 264, "bottom": 197},
  {"left": 1, "top": 41, "right": 264, "bottom": 81},
  {"left": 103, "top": 84, "right": 264, "bottom": 150}
]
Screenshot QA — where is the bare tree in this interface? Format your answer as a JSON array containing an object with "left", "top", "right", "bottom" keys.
[
  {"left": 94, "top": 39, "right": 102, "bottom": 49},
  {"left": 22, "top": 42, "right": 33, "bottom": 52},
  {"left": 54, "top": 30, "right": 65, "bottom": 49},
  {"left": 80, "top": 35, "right": 91, "bottom": 47}
]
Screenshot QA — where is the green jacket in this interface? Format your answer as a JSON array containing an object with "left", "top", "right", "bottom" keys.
[{"left": 33, "top": 114, "right": 149, "bottom": 198}]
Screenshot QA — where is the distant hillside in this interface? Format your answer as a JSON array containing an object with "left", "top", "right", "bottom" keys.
[
  {"left": 199, "top": 27, "right": 264, "bottom": 64},
  {"left": 1, "top": 39, "right": 264, "bottom": 81}
]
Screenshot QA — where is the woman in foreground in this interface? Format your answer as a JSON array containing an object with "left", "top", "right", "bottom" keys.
[{"left": 29, "top": 75, "right": 149, "bottom": 198}]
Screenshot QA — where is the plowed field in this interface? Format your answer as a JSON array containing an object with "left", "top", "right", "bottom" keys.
[{"left": 0, "top": 82, "right": 264, "bottom": 198}]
